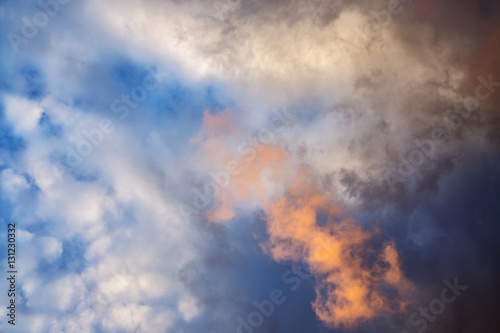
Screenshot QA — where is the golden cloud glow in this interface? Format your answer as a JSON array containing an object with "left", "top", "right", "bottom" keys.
[{"left": 191, "top": 110, "right": 415, "bottom": 328}]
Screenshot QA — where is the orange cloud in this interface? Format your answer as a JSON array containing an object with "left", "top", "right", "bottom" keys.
[
  {"left": 262, "top": 175, "right": 414, "bottom": 328},
  {"left": 200, "top": 109, "right": 238, "bottom": 137},
  {"left": 189, "top": 109, "right": 241, "bottom": 174},
  {"left": 207, "top": 144, "right": 288, "bottom": 223},
  {"left": 190, "top": 109, "right": 291, "bottom": 223},
  {"left": 191, "top": 110, "right": 415, "bottom": 328}
]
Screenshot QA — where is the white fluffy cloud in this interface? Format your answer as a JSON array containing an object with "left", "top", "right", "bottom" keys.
[
  {"left": 3, "top": 95, "right": 44, "bottom": 135},
  {"left": 1, "top": 169, "right": 30, "bottom": 199}
]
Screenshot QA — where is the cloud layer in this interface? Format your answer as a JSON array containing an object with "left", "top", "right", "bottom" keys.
[{"left": 0, "top": 0, "right": 499, "bottom": 332}]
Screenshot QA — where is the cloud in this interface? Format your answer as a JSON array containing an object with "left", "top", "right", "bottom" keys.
[
  {"left": 0, "top": 0, "right": 499, "bottom": 332},
  {"left": 3, "top": 95, "right": 44, "bottom": 134},
  {"left": 1, "top": 169, "right": 30, "bottom": 199},
  {"left": 189, "top": 110, "right": 415, "bottom": 328}
]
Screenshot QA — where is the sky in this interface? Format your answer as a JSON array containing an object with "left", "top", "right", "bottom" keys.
[{"left": 0, "top": 0, "right": 499, "bottom": 332}]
